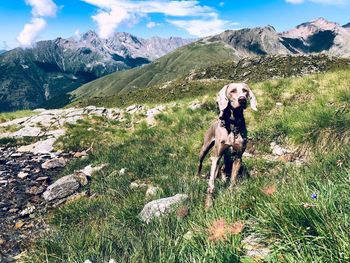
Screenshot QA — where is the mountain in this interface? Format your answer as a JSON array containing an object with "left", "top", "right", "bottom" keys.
[
  {"left": 72, "top": 18, "right": 350, "bottom": 102},
  {"left": 0, "top": 50, "right": 6, "bottom": 55},
  {"left": 281, "top": 18, "right": 350, "bottom": 56},
  {"left": 343, "top": 22, "right": 350, "bottom": 28},
  {"left": 0, "top": 31, "right": 192, "bottom": 111}
]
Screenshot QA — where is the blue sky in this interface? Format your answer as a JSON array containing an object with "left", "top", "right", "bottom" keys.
[{"left": 1, "top": 0, "right": 350, "bottom": 49}]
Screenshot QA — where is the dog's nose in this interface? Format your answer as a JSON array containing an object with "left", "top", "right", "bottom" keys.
[{"left": 238, "top": 96, "right": 247, "bottom": 104}]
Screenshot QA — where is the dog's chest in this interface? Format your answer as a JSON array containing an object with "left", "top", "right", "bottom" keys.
[{"left": 224, "top": 132, "right": 245, "bottom": 151}]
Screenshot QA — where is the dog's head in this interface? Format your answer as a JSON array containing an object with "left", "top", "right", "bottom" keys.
[{"left": 217, "top": 83, "right": 257, "bottom": 112}]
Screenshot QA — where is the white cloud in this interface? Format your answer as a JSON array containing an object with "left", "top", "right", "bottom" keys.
[
  {"left": 17, "top": 18, "right": 46, "bottom": 47},
  {"left": 82, "top": 0, "right": 232, "bottom": 38},
  {"left": 17, "top": 0, "right": 58, "bottom": 47},
  {"left": 25, "top": 0, "right": 58, "bottom": 17},
  {"left": 92, "top": 5, "right": 129, "bottom": 38},
  {"left": 286, "top": 0, "right": 346, "bottom": 4},
  {"left": 147, "top": 21, "right": 157, "bottom": 28},
  {"left": 168, "top": 14, "right": 237, "bottom": 37}
]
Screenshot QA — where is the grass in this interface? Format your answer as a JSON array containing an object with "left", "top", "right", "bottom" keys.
[
  {"left": 26, "top": 69, "right": 350, "bottom": 262},
  {"left": 0, "top": 110, "right": 36, "bottom": 123},
  {"left": 71, "top": 55, "right": 350, "bottom": 109}
]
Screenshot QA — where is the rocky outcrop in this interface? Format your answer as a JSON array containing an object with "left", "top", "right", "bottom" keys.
[{"left": 281, "top": 18, "right": 350, "bottom": 57}]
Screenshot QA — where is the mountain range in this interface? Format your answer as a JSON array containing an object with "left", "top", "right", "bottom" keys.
[
  {"left": 73, "top": 18, "right": 350, "bottom": 102},
  {"left": 1, "top": 17, "right": 350, "bottom": 111},
  {"left": 0, "top": 32, "right": 192, "bottom": 111}
]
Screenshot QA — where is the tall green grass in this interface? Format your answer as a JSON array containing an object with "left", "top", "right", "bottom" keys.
[{"left": 27, "top": 70, "right": 350, "bottom": 262}]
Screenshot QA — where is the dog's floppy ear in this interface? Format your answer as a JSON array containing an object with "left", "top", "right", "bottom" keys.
[
  {"left": 217, "top": 85, "right": 229, "bottom": 114},
  {"left": 248, "top": 86, "right": 258, "bottom": 111}
]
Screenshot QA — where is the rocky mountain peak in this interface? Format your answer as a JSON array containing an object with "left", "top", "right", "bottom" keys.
[
  {"left": 343, "top": 22, "right": 350, "bottom": 28},
  {"left": 282, "top": 17, "right": 343, "bottom": 39}
]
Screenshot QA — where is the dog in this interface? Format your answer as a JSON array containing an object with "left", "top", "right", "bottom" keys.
[{"left": 197, "top": 83, "right": 257, "bottom": 209}]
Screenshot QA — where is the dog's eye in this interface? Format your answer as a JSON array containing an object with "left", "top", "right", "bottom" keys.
[
  {"left": 242, "top": 88, "right": 248, "bottom": 93},
  {"left": 231, "top": 89, "right": 237, "bottom": 93}
]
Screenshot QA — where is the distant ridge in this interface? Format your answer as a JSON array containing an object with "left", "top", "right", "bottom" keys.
[
  {"left": 0, "top": 32, "right": 193, "bottom": 111},
  {"left": 73, "top": 18, "right": 350, "bottom": 103}
]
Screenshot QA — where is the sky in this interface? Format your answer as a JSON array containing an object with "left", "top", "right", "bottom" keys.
[{"left": 1, "top": 0, "right": 350, "bottom": 49}]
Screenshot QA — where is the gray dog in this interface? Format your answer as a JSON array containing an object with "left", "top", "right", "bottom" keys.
[{"left": 197, "top": 83, "right": 257, "bottom": 209}]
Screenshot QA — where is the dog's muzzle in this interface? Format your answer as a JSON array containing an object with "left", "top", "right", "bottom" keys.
[{"left": 238, "top": 96, "right": 247, "bottom": 108}]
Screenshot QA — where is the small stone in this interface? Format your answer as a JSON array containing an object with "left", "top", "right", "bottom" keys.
[
  {"left": 276, "top": 102, "right": 283, "bottom": 108},
  {"left": 73, "top": 151, "right": 87, "bottom": 158},
  {"left": 41, "top": 157, "right": 67, "bottom": 169},
  {"left": 15, "top": 220, "right": 25, "bottom": 229},
  {"left": 18, "top": 172, "right": 28, "bottom": 179},
  {"left": 11, "top": 152, "right": 23, "bottom": 157},
  {"left": 130, "top": 181, "right": 148, "bottom": 189},
  {"left": 119, "top": 168, "right": 126, "bottom": 176},
  {"left": 145, "top": 186, "right": 162, "bottom": 198},
  {"left": 189, "top": 102, "right": 201, "bottom": 110},
  {"left": 26, "top": 186, "right": 46, "bottom": 195},
  {"left": 80, "top": 164, "right": 107, "bottom": 177},
  {"left": 0, "top": 239, "right": 5, "bottom": 245},
  {"left": 36, "top": 176, "right": 49, "bottom": 182},
  {"left": 20, "top": 206, "right": 36, "bottom": 217}
]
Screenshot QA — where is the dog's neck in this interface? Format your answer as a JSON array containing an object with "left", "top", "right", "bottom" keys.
[{"left": 223, "top": 106, "right": 246, "bottom": 136}]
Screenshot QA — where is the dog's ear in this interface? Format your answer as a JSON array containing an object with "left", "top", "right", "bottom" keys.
[
  {"left": 217, "top": 85, "right": 229, "bottom": 114},
  {"left": 248, "top": 87, "right": 258, "bottom": 111}
]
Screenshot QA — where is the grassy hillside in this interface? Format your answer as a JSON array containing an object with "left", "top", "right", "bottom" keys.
[
  {"left": 71, "top": 55, "right": 350, "bottom": 108},
  {"left": 72, "top": 41, "right": 236, "bottom": 100},
  {"left": 26, "top": 69, "right": 350, "bottom": 262}
]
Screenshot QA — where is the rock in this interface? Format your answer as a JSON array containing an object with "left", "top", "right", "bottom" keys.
[
  {"left": 145, "top": 186, "right": 162, "bottom": 198},
  {"left": 26, "top": 185, "right": 46, "bottom": 195},
  {"left": 18, "top": 137, "right": 57, "bottom": 154},
  {"left": 41, "top": 157, "right": 67, "bottom": 169},
  {"left": 146, "top": 106, "right": 165, "bottom": 125},
  {"left": 139, "top": 194, "right": 189, "bottom": 223},
  {"left": 73, "top": 171, "right": 89, "bottom": 186},
  {"left": 126, "top": 104, "right": 142, "bottom": 114},
  {"left": 18, "top": 171, "right": 28, "bottom": 179},
  {"left": 12, "top": 126, "right": 41, "bottom": 137},
  {"left": 36, "top": 176, "right": 49, "bottom": 182},
  {"left": 73, "top": 151, "right": 87, "bottom": 158},
  {"left": 270, "top": 142, "right": 289, "bottom": 156},
  {"left": 42, "top": 175, "right": 80, "bottom": 202},
  {"left": 33, "top": 108, "right": 46, "bottom": 113},
  {"left": 46, "top": 129, "right": 66, "bottom": 138},
  {"left": 276, "top": 102, "right": 283, "bottom": 108},
  {"left": 130, "top": 181, "right": 148, "bottom": 189},
  {"left": 242, "top": 234, "right": 271, "bottom": 259},
  {"left": 0, "top": 239, "right": 5, "bottom": 245},
  {"left": 15, "top": 220, "right": 25, "bottom": 229},
  {"left": 20, "top": 206, "right": 36, "bottom": 217},
  {"left": 80, "top": 164, "right": 107, "bottom": 177},
  {"left": 119, "top": 168, "right": 126, "bottom": 176},
  {"left": 10, "top": 152, "right": 23, "bottom": 157},
  {"left": 189, "top": 102, "right": 201, "bottom": 110}
]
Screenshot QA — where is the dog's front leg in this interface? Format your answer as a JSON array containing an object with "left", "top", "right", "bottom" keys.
[
  {"left": 205, "top": 155, "right": 220, "bottom": 210},
  {"left": 229, "top": 157, "right": 242, "bottom": 190}
]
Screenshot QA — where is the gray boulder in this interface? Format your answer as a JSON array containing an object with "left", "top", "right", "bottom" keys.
[
  {"left": 139, "top": 194, "right": 188, "bottom": 223},
  {"left": 42, "top": 175, "right": 80, "bottom": 202}
]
